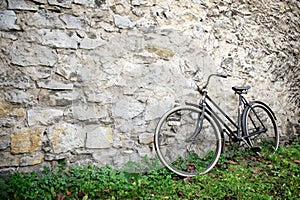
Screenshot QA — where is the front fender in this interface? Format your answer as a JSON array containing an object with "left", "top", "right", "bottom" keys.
[{"left": 185, "top": 102, "right": 201, "bottom": 108}]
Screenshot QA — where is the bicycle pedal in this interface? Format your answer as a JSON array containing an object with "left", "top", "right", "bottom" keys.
[{"left": 251, "top": 146, "right": 262, "bottom": 153}]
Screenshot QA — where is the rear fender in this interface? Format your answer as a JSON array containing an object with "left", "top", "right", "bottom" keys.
[{"left": 248, "top": 101, "right": 277, "bottom": 120}]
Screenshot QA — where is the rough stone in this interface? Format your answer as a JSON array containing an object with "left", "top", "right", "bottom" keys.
[
  {"left": 38, "top": 89, "right": 76, "bottom": 107},
  {"left": 48, "top": 123, "right": 85, "bottom": 153},
  {"left": 69, "top": 154, "right": 94, "bottom": 166},
  {"left": 0, "top": 134, "right": 10, "bottom": 150},
  {"left": 27, "top": 109, "right": 64, "bottom": 126},
  {"left": 59, "top": 14, "right": 84, "bottom": 29},
  {"left": 11, "top": 128, "right": 41, "bottom": 154},
  {"left": 0, "top": 10, "right": 20, "bottom": 30},
  {"left": 136, "top": 145, "right": 152, "bottom": 157},
  {"left": 0, "top": 152, "right": 19, "bottom": 167},
  {"left": 4, "top": 90, "right": 31, "bottom": 104},
  {"left": 146, "top": 46, "right": 175, "bottom": 60},
  {"left": 37, "top": 29, "right": 79, "bottom": 49},
  {"left": 0, "top": 102, "right": 13, "bottom": 117},
  {"left": 138, "top": 132, "right": 154, "bottom": 145},
  {"left": 44, "top": 153, "right": 70, "bottom": 161},
  {"left": 82, "top": 87, "right": 106, "bottom": 103},
  {"left": 48, "top": 91, "right": 74, "bottom": 106},
  {"left": 32, "top": 0, "right": 47, "bottom": 4},
  {"left": 0, "top": 102, "right": 25, "bottom": 118},
  {"left": 114, "top": 14, "right": 136, "bottom": 29},
  {"left": 11, "top": 43, "right": 58, "bottom": 67},
  {"left": 74, "top": 0, "right": 95, "bottom": 8},
  {"left": 86, "top": 125, "right": 113, "bottom": 149},
  {"left": 48, "top": 0, "right": 72, "bottom": 8},
  {"left": 144, "top": 97, "right": 174, "bottom": 121},
  {"left": 0, "top": 71, "right": 32, "bottom": 89},
  {"left": 112, "top": 98, "right": 145, "bottom": 119},
  {"left": 7, "top": 0, "right": 38, "bottom": 11},
  {"left": 72, "top": 103, "right": 108, "bottom": 121},
  {"left": 0, "top": 167, "right": 16, "bottom": 177},
  {"left": 114, "top": 119, "right": 135, "bottom": 134},
  {"left": 27, "top": 10, "right": 64, "bottom": 28},
  {"left": 92, "top": 149, "right": 118, "bottom": 166},
  {"left": 26, "top": 67, "right": 52, "bottom": 80},
  {"left": 55, "top": 54, "right": 78, "bottom": 80},
  {"left": 0, "top": 117, "right": 16, "bottom": 128},
  {"left": 11, "top": 108, "right": 25, "bottom": 118},
  {"left": 79, "top": 38, "right": 106, "bottom": 49},
  {"left": 19, "top": 152, "right": 44, "bottom": 166},
  {"left": 37, "top": 80, "right": 74, "bottom": 90}
]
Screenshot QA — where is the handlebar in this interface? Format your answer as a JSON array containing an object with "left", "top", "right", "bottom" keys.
[
  {"left": 197, "top": 73, "right": 228, "bottom": 93},
  {"left": 218, "top": 73, "right": 228, "bottom": 78}
]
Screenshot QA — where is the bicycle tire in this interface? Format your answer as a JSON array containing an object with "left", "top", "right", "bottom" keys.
[
  {"left": 154, "top": 106, "right": 222, "bottom": 177},
  {"left": 242, "top": 101, "right": 279, "bottom": 154}
]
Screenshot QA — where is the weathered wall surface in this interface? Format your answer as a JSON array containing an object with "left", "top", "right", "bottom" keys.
[{"left": 0, "top": 0, "right": 299, "bottom": 173}]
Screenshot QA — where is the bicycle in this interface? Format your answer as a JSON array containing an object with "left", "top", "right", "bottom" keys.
[{"left": 154, "top": 73, "right": 279, "bottom": 177}]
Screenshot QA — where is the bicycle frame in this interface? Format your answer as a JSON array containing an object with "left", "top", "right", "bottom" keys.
[
  {"left": 185, "top": 73, "right": 273, "bottom": 150},
  {"left": 187, "top": 90, "right": 250, "bottom": 142}
]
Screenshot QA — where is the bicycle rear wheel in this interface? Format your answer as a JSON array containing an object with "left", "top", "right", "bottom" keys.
[
  {"left": 242, "top": 101, "right": 279, "bottom": 154},
  {"left": 154, "top": 106, "right": 222, "bottom": 177}
]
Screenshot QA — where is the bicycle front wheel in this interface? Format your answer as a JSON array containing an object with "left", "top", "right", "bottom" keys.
[
  {"left": 242, "top": 101, "right": 279, "bottom": 155},
  {"left": 154, "top": 106, "right": 222, "bottom": 177}
]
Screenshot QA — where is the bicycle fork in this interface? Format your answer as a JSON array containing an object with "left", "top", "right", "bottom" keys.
[{"left": 186, "top": 103, "right": 207, "bottom": 142}]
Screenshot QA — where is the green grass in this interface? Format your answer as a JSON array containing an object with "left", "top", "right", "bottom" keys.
[{"left": 1, "top": 138, "right": 299, "bottom": 199}]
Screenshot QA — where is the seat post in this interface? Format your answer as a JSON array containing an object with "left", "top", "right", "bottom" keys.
[{"left": 236, "top": 94, "right": 243, "bottom": 137}]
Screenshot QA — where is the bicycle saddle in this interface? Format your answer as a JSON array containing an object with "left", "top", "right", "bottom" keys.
[{"left": 232, "top": 86, "right": 251, "bottom": 93}]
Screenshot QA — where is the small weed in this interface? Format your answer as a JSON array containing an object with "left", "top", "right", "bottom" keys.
[
  {"left": 0, "top": 177, "right": 9, "bottom": 199},
  {"left": 2, "top": 138, "right": 300, "bottom": 199}
]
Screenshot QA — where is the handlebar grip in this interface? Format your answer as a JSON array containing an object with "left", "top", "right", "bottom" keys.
[{"left": 218, "top": 74, "right": 227, "bottom": 78}]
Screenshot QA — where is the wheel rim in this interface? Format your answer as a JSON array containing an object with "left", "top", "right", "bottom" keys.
[
  {"left": 244, "top": 104, "right": 279, "bottom": 154},
  {"left": 155, "top": 106, "right": 221, "bottom": 177}
]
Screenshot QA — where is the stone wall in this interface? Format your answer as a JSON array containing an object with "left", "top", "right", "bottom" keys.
[{"left": 0, "top": 0, "right": 299, "bottom": 173}]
